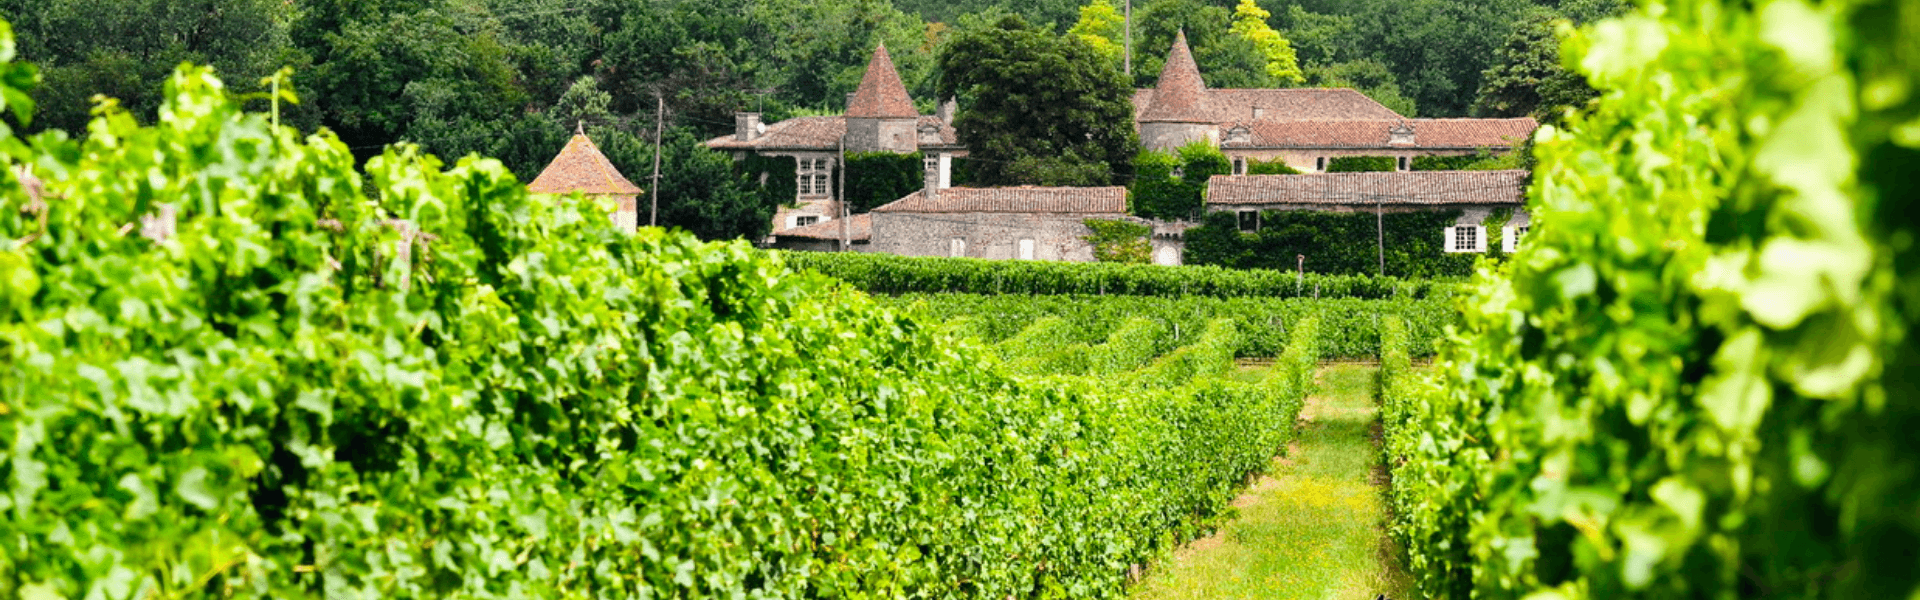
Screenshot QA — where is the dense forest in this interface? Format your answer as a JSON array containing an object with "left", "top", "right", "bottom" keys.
[{"left": 0, "top": 0, "right": 1616, "bottom": 236}]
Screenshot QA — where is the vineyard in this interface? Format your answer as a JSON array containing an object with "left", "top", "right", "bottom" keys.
[
  {"left": 5, "top": 0, "right": 1920, "bottom": 596},
  {"left": 0, "top": 27, "right": 1324, "bottom": 598}
]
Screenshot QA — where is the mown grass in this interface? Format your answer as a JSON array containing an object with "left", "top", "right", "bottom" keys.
[{"left": 1133, "top": 364, "right": 1414, "bottom": 600}]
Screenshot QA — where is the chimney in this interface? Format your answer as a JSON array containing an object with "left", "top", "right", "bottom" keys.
[
  {"left": 1252, "top": 106, "right": 1266, "bottom": 120},
  {"left": 735, "top": 113, "right": 762, "bottom": 141},
  {"left": 937, "top": 97, "right": 957, "bottom": 123},
  {"left": 923, "top": 154, "right": 939, "bottom": 202}
]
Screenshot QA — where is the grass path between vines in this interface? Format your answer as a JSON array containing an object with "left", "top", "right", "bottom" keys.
[{"left": 1133, "top": 364, "right": 1414, "bottom": 600}]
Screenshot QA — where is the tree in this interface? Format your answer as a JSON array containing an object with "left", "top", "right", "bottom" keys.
[
  {"left": 936, "top": 16, "right": 1139, "bottom": 186},
  {"left": 1068, "top": 0, "right": 1127, "bottom": 68},
  {"left": 4, "top": 0, "right": 294, "bottom": 135},
  {"left": 653, "top": 128, "right": 780, "bottom": 240},
  {"left": 1228, "top": 0, "right": 1303, "bottom": 86},
  {"left": 1133, "top": 0, "right": 1271, "bottom": 88},
  {"left": 1471, "top": 9, "right": 1608, "bottom": 120}
]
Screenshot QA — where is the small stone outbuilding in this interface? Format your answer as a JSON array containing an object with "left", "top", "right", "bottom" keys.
[
  {"left": 1206, "top": 170, "right": 1532, "bottom": 253},
  {"left": 528, "top": 128, "right": 643, "bottom": 230},
  {"left": 869, "top": 186, "right": 1129, "bottom": 262}
]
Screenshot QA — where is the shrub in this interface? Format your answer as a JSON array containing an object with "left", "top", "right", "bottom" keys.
[{"left": 1324, "top": 155, "right": 1396, "bottom": 172}]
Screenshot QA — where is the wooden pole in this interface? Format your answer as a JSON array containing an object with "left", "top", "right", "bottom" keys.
[
  {"left": 1124, "top": 0, "right": 1132, "bottom": 78},
  {"left": 1377, "top": 195, "right": 1385, "bottom": 276},
  {"left": 649, "top": 92, "right": 664, "bottom": 228},
  {"left": 838, "top": 138, "right": 848, "bottom": 252}
]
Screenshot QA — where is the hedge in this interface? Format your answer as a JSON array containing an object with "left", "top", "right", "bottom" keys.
[
  {"left": 844, "top": 150, "right": 923, "bottom": 213},
  {"left": 1183, "top": 209, "right": 1486, "bottom": 278},
  {"left": 1324, "top": 155, "right": 1397, "bottom": 172},
  {"left": 780, "top": 251, "right": 1458, "bottom": 300}
]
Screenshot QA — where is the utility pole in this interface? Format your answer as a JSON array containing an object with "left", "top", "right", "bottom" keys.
[
  {"left": 649, "top": 92, "right": 664, "bottom": 228},
  {"left": 838, "top": 137, "right": 849, "bottom": 252},
  {"left": 1124, "top": 0, "right": 1133, "bottom": 78},
  {"left": 1376, "top": 195, "right": 1386, "bottom": 277}
]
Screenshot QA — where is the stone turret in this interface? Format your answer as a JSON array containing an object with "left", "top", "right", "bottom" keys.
[
  {"left": 1138, "top": 31, "right": 1217, "bottom": 151},
  {"left": 844, "top": 44, "right": 920, "bottom": 153}
]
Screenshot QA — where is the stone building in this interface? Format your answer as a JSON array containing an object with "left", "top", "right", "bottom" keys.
[
  {"left": 770, "top": 213, "right": 872, "bottom": 253},
  {"left": 1135, "top": 31, "right": 1538, "bottom": 173},
  {"left": 1206, "top": 170, "right": 1533, "bottom": 253},
  {"left": 528, "top": 127, "right": 644, "bottom": 229},
  {"left": 869, "top": 186, "right": 1129, "bottom": 262},
  {"left": 705, "top": 44, "right": 960, "bottom": 238}
]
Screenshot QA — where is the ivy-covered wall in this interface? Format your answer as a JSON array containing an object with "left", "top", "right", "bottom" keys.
[
  {"left": 739, "top": 153, "right": 798, "bottom": 208},
  {"left": 1130, "top": 142, "right": 1231, "bottom": 220},
  {"left": 1082, "top": 218, "right": 1152, "bottom": 263},
  {"left": 1184, "top": 208, "right": 1510, "bottom": 278},
  {"left": 845, "top": 151, "right": 926, "bottom": 213}
]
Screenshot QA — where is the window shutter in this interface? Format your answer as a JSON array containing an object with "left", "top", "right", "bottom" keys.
[
  {"left": 1474, "top": 226, "right": 1488, "bottom": 252},
  {"left": 1443, "top": 226, "right": 1458, "bottom": 253},
  {"left": 1503, "top": 226, "right": 1517, "bottom": 253}
]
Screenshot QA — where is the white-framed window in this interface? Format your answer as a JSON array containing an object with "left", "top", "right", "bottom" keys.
[
  {"left": 1504, "top": 225, "right": 1530, "bottom": 252},
  {"left": 1445, "top": 225, "right": 1487, "bottom": 253},
  {"left": 949, "top": 237, "right": 967, "bottom": 257},
  {"left": 1398, "top": 156, "right": 1410, "bottom": 171},
  {"left": 1232, "top": 157, "right": 1248, "bottom": 175},
  {"left": 1018, "top": 239, "right": 1036, "bottom": 260},
  {"left": 794, "top": 215, "right": 819, "bottom": 228},
  {"left": 798, "top": 158, "right": 832, "bottom": 197},
  {"left": 1238, "top": 210, "right": 1260, "bottom": 232},
  {"left": 1315, "top": 156, "right": 1327, "bottom": 171}
]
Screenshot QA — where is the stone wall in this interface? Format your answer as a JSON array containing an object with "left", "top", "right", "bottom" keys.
[
  {"left": 846, "top": 117, "right": 919, "bottom": 154},
  {"left": 870, "top": 212, "right": 1118, "bottom": 262},
  {"left": 1140, "top": 122, "right": 1217, "bottom": 151}
]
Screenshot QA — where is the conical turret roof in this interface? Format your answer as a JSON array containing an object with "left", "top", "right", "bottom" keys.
[
  {"left": 845, "top": 44, "right": 919, "bottom": 119},
  {"left": 1139, "top": 30, "right": 1211, "bottom": 123},
  {"left": 528, "top": 128, "right": 643, "bottom": 196}
]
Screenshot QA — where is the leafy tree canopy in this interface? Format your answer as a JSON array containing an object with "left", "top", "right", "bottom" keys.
[{"left": 936, "top": 16, "right": 1139, "bottom": 186}]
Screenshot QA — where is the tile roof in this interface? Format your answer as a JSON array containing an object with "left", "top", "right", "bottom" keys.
[
  {"left": 1138, "top": 31, "right": 1212, "bottom": 123},
  {"left": 704, "top": 116, "right": 957, "bottom": 151},
  {"left": 1210, "top": 89, "right": 1405, "bottom": 121},
  {"left": 776, "top": 213, "right": 871, "bottom": 241},
  {"left": 846, "top": 44, "right": 919, "bottom": 119},
  {"left": 1225, "top": 118, "right": 1536, "bottom": 149},
  {"left": 1135, "top": 88, "right": 1405, "bottom": 123},
  {"left": 1206, "top": 170, "right": 1530, "bottom": 206},
  {"left": 872, "top": 186, "right": 1129, "bottom": 214},
  {"left": 528, "top": 133, "right": 644, "bottom": 195}
]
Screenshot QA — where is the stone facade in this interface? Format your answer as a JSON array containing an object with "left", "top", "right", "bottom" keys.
[{"left": 870, "top": 212, "right": 1110, "bottom": 261}]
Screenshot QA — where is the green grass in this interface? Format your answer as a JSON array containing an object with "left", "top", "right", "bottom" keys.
[{"left": 1133, "top": 364, "right": 1414, "bottom": 600}]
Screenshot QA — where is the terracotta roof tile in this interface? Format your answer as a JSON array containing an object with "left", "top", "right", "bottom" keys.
[
  {"left": 1207, "top": 171, "right": 1529, "bottom": 206},
  {"left": 704, "top": 115, "right": 958, "bottom": 151},
  {"left": 776, "top": 213, "right": 871, "bottom": 241},
  {"left": 1227, "top": 118, "right": 1535, "bottom": 149},
  {"left": 1210, "top": 89, "right": 1404, "bottom": 121},
  {"left": 1397, "top": 118, "right": 1537, "bottom": 148},
  {"left": 1139, "top": 31, "right": 1212, "bottom": 123},
  {"left": 846, "top": 45, "right": 918, "bottom": 118},
  {"left": 528, "top": 133, "right": 643, "bottom": 195},
  {"left": 872, "top": 186, "right": 1129, "bottom": 214}
]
